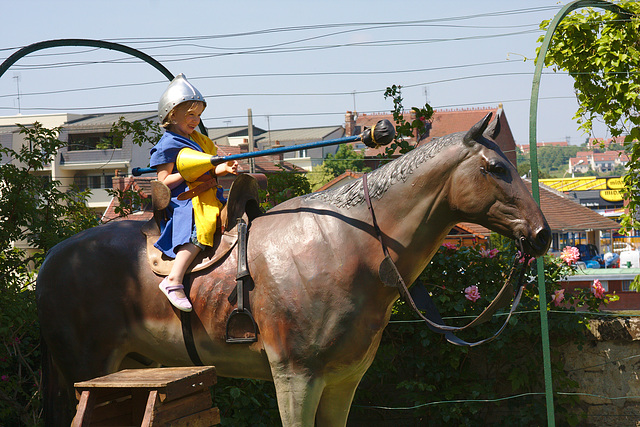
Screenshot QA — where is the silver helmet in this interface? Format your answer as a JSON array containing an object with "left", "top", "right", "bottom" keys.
[{"left": 157, "top": 73, "right": 206, "bottom": 124}]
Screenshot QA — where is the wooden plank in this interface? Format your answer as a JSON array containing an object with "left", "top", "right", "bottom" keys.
[
  {"left": 153, "top": 390, "right": 213, "bottom": 424},
  {"left": 74, "top": 367, "right": 216, "bottom": 389},
  {"left": 162, "top": 370, "right": 216, "bottom": 402},
  {"left": 167, "top": 407, "right": 221, "bottom": 427},
  {"left": 72, "top": 390, "right": 95, "bottom": 427},
  {"left": 141, "top": 389, "right": 159, "bottom": 426}
]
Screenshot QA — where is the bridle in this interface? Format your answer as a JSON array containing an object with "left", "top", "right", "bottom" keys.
[{"left": 362, "top": 173, "right": 532, "bottom": 347}]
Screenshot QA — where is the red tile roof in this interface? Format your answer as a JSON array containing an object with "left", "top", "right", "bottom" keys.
[
  {"left": 102, "top": 176, "right": 154, "bottom": 223},
  {"left": 352, "top": 106, "right": 517, "bottom": 165}
]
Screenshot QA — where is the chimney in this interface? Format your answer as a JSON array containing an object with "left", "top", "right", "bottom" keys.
[
  {"left": 270, "top": 140, "right": 283, "bottom": 164},
  {"left": 112, "top": 175, "right": 126, "bottom": 191},
  {"left": 345, "top": 111, "right": 357, "bottom": 137}
]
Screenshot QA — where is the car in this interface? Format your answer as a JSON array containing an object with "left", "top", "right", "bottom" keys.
[{"left": 576, "top": 243, "right": 604, "bottom": 268}]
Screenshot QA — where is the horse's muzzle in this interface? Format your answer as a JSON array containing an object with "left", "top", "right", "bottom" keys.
[{"left": 522, "top": 225, "right": 551, "bottom": 257}]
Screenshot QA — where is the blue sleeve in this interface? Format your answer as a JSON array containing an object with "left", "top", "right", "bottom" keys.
[{"left": 150, "top": 131, "right": 205, "bottom": 167}]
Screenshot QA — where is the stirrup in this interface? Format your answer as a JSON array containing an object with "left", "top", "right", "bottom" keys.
[
  {"left": 225, "top": 308, "right": 258, "bottom": 343},
  {"left": 225, "top": 218, "right": 258, "bottom": 343}
]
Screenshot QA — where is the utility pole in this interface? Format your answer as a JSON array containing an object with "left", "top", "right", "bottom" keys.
[{"left": 248, "top": 108, "right": 255, "bottom": 174}]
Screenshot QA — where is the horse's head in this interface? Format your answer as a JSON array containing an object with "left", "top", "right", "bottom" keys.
[{"left": 446, "top": 113, "right": 551, "bottom": 257}]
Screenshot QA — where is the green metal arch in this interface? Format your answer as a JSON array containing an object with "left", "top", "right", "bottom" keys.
[
  {"left": 529, "top": 2, "right": 634, "bottom": 425},
  {"left": 0, "top": 38, "right": 207, "bottom": 134}
]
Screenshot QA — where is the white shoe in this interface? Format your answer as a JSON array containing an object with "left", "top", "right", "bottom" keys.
[{"left": 159, "top": 278, "right": 193, "bottom": 312}]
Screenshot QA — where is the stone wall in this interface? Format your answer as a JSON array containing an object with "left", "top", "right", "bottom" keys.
[{"left": 559, "top": 317, "right": 640, "bottom": 426}]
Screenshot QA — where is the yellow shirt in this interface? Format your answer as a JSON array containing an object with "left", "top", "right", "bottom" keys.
[{"left": 188, "top": 131, "right": 223, "bottom": 247}]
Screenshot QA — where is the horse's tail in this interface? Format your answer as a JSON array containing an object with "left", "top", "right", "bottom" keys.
[{"left": 40, "top": 336, "right": 75, "bottom": 425}]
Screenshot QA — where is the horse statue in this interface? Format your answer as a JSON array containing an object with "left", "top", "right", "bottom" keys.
[{"left": 36, "top": 112, "right": 550, "bottom": 426}]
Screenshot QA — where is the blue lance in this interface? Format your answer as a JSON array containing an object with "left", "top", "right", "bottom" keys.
[{"left": 132, "top": 119, "right": 395, "bottom": 178}]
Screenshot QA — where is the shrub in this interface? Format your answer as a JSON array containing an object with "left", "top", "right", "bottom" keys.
[{"left": 349, "top": 242, "right": 614, "bottom": 426}]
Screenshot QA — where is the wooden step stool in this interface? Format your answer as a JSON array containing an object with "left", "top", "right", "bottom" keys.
[{"left": 72, "top": 366, "right": 220, "bottom": 426}]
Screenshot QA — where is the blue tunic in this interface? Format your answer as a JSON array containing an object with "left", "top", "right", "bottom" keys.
[{"left": 149, "top": 131, "right": 206, "bottom": 258}]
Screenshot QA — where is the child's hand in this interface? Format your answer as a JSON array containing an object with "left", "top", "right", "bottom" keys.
[
  {"left": 226, "top": 160, "right": 239, "bottom": 175},
  {"left": 215, "top": 160, "right": 239, "bottom": 176}
]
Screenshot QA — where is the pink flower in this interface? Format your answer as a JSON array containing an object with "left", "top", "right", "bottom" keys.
[
  {"left": 551, "top": 289, "right": 565, "bottom": 307},
  {"left": 442, "top": 242, "right": 457, "bottom": 251},
  {"left": 560, "top": 246, "right": 580, "bottom": 265},
  {"left": 480, "top": 248, "right": 499, "bottom": 258},
  {"left": 517, "top": 251, "right": 536, "bottom": 265},
  {"left": 0, "top": 375, "right": 8, "bottom": 382},
  {"left": 465, "top": 285, "right": 481, "bottom": 302},
  {"left": 592, "top": 280, "right": 605, "bottom": 299}
]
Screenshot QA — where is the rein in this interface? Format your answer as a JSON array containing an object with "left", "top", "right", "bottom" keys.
[{"left": 362, "top": 173, "right": 532, "bottom": 347}]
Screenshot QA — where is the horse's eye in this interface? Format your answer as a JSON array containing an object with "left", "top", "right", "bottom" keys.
[{"left": 488, "top": 161, "right": 508, "bottom": 177}]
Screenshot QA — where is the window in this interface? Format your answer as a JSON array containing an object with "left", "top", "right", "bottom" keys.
[
  {"left": 74, "top": 175, "right": 87, "bottom": 190},
  {"left": 89, "top": 176, "right": 101, "bottom": 189},
  {"left": 68, "top": 132, "right": 122, "bottom": 151},
  {"left": 622, "top": 280, "right": 637, "bottom": 292},
  {"left": 74, "top": 174, "right": 115, "bottom": 190}
]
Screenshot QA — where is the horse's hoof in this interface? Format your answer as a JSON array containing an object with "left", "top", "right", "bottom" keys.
[{"left": 159, "top": 279, "right": 193, "bottom": 312}]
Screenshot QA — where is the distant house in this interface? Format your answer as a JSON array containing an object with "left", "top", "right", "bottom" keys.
[
  {"left": 569, "top": 150, "right": 629, "bottom": 174},
  {"left": 587, "top": 135, "right": 626, "bottom": 150},
  {"left": 517, "top": 140, "right": 569, "bottom": 154},
  {"left": 345, "top": 105, "right": 517, "bottom": 167},
  {"left": 0, "top": 111, "right": 156, "bottom": 215}
]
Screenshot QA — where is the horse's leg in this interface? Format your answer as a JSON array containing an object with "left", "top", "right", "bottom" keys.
[
  {"left": 270, "top": 364, "right": 325, "bottom": 427},
  {"left": 315, "top": 380, "right": 360, "bottom": 426},
  {"left": 41, "top": 339, "right": 77, "bottom": 426}
]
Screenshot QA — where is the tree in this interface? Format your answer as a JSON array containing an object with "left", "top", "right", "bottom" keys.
[
  {"left": 539, "top": 2, "right": 640, "bottom": 230},
  {"left": 260, "top": 166, "right": 312, "bottom": 209},
  {"left": 323, "top": 144, "right": 371, "bottom": 179},
  {"left": 0, "top": 123, "right": 98, "bottom": 424},
  {"left": 381, "top": 85, "right": 433, "bottom": 159}
]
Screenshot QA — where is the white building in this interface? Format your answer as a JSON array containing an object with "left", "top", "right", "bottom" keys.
[{"left": 0, "top": 112, "right": 157, "bottom": 214}]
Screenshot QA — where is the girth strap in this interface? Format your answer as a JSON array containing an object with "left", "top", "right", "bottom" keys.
[
  {"left": 180, "top": 273, "right": 205, "bottom": 366},
  {"left": 362, "top": 173, "right": 530, "bottom": 347}
]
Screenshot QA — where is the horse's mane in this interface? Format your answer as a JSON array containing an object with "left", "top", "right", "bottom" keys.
[{"left": 304, "top": 132, "right": 463, "bottom": 209}]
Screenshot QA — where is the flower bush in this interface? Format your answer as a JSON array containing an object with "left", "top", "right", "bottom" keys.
[
  {"left": 546, "top": 247, "right": 618, "bottom": 313},
  {"left": 349, "top": 241, "right": 615, "bottom": 426}
]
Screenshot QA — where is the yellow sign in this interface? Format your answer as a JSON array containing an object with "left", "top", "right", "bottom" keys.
[
  {"left": 607, "top": 177, "right": 625, "bottom": 189},
  {"left": 540, "top": 177, "right": 606, "bottom": 191},
  {"left": 600, "top": 189, "right": 623, "bottom": 202}
]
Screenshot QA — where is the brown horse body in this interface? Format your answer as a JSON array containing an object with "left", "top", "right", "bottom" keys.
[{"left": 36, "top": 114, "right": 550, "bottom": 426}]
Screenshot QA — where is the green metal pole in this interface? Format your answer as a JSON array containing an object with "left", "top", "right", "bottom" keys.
[
  {"left": 530, "top": 1, "right": 633, "bottom": 425},
  {"left": 0, "top": 38, "right": 207, "bottom": 135}
]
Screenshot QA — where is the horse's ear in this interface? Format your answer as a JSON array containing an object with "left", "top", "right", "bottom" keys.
[
  {"left": 463, "top": 112, "right": 493, "bottom": 146},
  {"left": 483, "top": 115, "right": 501, "bottom": 140}
]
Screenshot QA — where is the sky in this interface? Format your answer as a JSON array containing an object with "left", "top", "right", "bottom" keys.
[{"left": 0, "top": 0, "right": 614, "bottom": 146}]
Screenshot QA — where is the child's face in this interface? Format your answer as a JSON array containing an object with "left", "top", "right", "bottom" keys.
[{"left": 168, "top": 102, "right": 205, "bottom": 138}]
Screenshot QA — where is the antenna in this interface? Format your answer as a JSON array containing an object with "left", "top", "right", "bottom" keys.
[{"left": 13, "top": 74, "right": 21, "bottom": 114}]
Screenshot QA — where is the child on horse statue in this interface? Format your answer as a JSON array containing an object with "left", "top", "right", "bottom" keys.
[{"left": 150, "top": 74, "right": 238, "bottom": 312}]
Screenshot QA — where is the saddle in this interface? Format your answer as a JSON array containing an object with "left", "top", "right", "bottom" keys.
[{"left": 141, "top": 173, "right": 266, "bottom": 276}]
